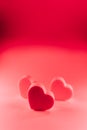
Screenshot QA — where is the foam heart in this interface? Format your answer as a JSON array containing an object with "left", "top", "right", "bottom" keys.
[
  {"left": 28, "top": 84, "right": 54, "bottom": 111},
  {"left": 19, "top": 75, "right": 33, "bottom": 98},
  {"left": 50, "top": 77, "right": 73, "bottom": 101}
]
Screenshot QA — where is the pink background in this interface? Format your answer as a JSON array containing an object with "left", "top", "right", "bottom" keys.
[{"left": 0, "top": 40, "right": 87, "bottom": 130}]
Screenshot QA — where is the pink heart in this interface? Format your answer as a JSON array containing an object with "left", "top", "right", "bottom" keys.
[
  {"left": 19, "top": 75, "right": 33, "bottom": 98},
  {"left": 28, "top": 84, "right": 54, "bottom": 111},
  {"left": 50, "top": 77, "right": 73, "bottom": 101}
]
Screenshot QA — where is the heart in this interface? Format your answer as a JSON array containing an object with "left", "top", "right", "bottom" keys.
[
  {"left": 50, "top": 77, "right": 73, "bottom": 101},
  {"left": 28, "top": 84, "right": 54, "bottom": 111},
  {"left": 19, "top": 75, "right": 33, "bottom": 98}
]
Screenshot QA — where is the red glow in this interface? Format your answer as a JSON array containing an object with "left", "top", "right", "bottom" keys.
[{"left": 0, "top": 0, "right": 87, "bottom": 42}]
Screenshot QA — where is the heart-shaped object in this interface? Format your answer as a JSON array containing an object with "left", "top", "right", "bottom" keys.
[
  {"left": 28, "top": 84, "right": 54, "bottom": 111},
  {"left": 19, "top": 75, "right": 33, "bottom": 98},
  {"left": 50, "top": 77, "right": 73, "bottom": 101}
]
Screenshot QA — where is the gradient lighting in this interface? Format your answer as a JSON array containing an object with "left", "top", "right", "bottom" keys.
[{"left": 0, "top": 0, "right": 87, "bottom": 130}]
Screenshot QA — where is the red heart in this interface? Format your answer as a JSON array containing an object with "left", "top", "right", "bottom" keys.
[
  {"left": 50, "top": 77, "right": 73, "bottom": 101},
  {"left": 28, "top": 84, "right": 54, "bottom": 111}
]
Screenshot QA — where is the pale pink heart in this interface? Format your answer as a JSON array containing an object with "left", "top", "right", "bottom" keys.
[
  {"left": 50, "top": 77, "right": 73, "bottom": 101},
  {"left": 19, "top": 75, "right": 33, "bottom": 98}
]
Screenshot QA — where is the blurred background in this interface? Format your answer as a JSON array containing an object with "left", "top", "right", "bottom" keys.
[
  {"left": 0, "top": 2, "right": 87, "bottom": 130},
  {"left": 0, "top": 0, "right": 87, "bottom": 99},
  {"left": 0, "top": 0, "right": 87, "bottom": 48}
]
